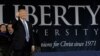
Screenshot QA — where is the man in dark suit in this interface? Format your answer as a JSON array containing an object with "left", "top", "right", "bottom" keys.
[
  {"left": 12, "top": 6, "right": 35, "bottom": 56},
  {"left": 6, "top": 24, "right": 14, "bottom": 56}
]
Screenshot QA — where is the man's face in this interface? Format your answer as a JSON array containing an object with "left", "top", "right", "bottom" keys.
[
  {"left": 19, "top": 9, "right": 28, "bottom": 20},
  {"left": 0, "top": 25, "right": 7, "bottom": 32},
  {"left": 7, "top": 24, "right": 14, "bottom": 33}
]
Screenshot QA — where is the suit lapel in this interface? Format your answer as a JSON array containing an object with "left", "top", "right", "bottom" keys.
[{"left": 18, "top": 19, "right": 24, "bottom": 28}]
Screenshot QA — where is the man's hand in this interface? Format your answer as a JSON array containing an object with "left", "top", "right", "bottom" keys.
[
  {"left": 31, "top": 45, "right": 35, "bottom": 52},
  {"left": 16, "top": 12, "right": 19, "bottom": 17}
]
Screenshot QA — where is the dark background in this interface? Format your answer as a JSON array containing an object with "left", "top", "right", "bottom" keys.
[{"left": 0, "top": 0, "right": 100, "bottom": 52}]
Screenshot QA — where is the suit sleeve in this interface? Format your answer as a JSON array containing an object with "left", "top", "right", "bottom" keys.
[{"left": 29, "top": 22, "right": 35, "bottom": 45}]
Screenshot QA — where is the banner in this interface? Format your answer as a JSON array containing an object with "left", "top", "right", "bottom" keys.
[{"left": 0, "top": 0, "right": 100, "bottom": 52}]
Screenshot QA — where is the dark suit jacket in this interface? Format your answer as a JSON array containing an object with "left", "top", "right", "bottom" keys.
[{"left": 12, "top": 19, "right": 35, "bottom": 50}]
